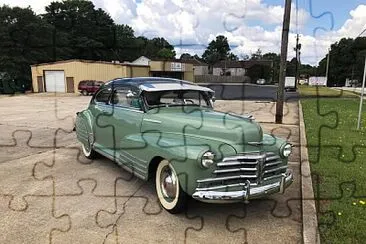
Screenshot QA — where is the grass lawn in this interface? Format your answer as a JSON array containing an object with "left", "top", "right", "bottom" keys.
[
  {"left": 299, "top": 85, "right": 359, "bottom": 97},
  {"left": 301, "top": 87, "right": 366, "bottom": 243}
]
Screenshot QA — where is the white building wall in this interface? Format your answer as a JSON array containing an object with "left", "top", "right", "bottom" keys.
[
  {"left": 132, "top": 56, "right": 151, "bottom": 66},
  {"left": 194, "top": 66, "right": 209, "bottom": 75},
  {"left": 212, "top": 67, "right": 245, "bottom": 76}
]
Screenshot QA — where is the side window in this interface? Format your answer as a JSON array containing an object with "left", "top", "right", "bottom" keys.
[
  {"left": 111, "top": 86, "right": 141, "bottom": 110},
  {"left": 94, "top": 88, "right": 111, "bottom": 103}
]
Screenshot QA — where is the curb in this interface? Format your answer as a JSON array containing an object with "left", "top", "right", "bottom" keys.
[{"left": 299, "top": 101, "right": 321, "bottom": 244}]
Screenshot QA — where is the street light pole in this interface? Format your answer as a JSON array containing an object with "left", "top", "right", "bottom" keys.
[
  {"left": 357, "top": 55, "right": 366, "bottom": 130},
  {"left": 275, "top": 0, "right": 292, "bottom": 124},
  {"left": 325, "top": 48, "right": 330, "bottom": 86}
]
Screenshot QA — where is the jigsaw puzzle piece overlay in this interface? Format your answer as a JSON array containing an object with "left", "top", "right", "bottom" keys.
[
  {"left": 51, "top": 179, "right": 120, "bottom": 244},
  {"left": 0, "top": 94, "right": 78, "bottom": 132},
  {"left": 33, "top": 147, "right": 144, "bottom": 196},
  {"left": 0, "top": 195, "right": 70, "bottom": 244},
  {"left": 185, "top": 202, "right": 248, "bottom": 244},
  {"left": 0, "top": 127, "right": 77, "bottom": 163},
  {"left": 98, "top": 196, "right": 203, "bottom": 244},
  {"left": 0, "top": 147, "right": 54, "bottom": 211},
  {"left": 225, "top": 200, "right": 301, "bottom": 244}
]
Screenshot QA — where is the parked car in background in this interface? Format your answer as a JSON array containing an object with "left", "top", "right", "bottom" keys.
[
  {"left": 75, "top": 77, "right": 293, "bottom": 213},
  {"left": 256, "top": 79, "right": 266, "bottom": 85},
  {"left": 78, "top": 80, "right": 104, "bottom": 95}
]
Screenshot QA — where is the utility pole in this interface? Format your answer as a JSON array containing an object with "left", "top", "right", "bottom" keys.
[
  {"left": 357, "top": 55, "right": 366, "bottom": 130},
  {"left": 294, "top": 34, "right": 301, "bottom": 89},
  {"left": 325, "top": 48, "right": 330, "bottom": 86},
  {"left": 355, "top": 28, "right": 366, "bottom": 129},
  {"left": 275, "top": 0, "right": 292, "bottom": 124}
]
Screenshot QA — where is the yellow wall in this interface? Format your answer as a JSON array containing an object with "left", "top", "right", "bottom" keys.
[
  {"left": 31, "top": 60, "right": 193, "bottom": 93},
  {"left": 149, "top": 61, "right": 194, "bottom": 82},
  {"left": 126, "top": 65, "right": 150, "bottom": 78},
  {"left": 149, "top": 61, "right": 165, "bottom": 71},
  {"left": 31, "top": 61, "right": 149, "bottom": 93}
]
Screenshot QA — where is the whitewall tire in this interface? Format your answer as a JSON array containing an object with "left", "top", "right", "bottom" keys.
[
  {"left": 155, "top": 160, "right": 187, "bottom": 214},
  {"left": 81, "top": 139, "right": 96, "bottom": 159}
]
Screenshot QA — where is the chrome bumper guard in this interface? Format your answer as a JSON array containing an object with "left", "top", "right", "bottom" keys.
[{"left": 192, "top": 169, "right": 293, "bottom": 203}]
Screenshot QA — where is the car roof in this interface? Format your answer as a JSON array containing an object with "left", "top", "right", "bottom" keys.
[{"left": 104, "top": 77, "right": 214, "bottom": 94}]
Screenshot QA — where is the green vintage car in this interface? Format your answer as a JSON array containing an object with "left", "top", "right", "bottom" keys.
[{"left": 75, "top": 77, "right": 293, "bottom": 213}]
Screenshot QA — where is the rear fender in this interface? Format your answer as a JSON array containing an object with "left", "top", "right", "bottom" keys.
[{"left": 75, "top": 110, "right": 94, "bottom": 146}]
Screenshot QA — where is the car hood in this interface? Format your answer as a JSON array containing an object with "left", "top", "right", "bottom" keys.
[{"left": 142, "top": 106, "right": 263, "bottom": 146}]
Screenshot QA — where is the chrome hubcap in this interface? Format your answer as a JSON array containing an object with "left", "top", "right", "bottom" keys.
[{"left": 160, "top": 165, "right": 177, "bottom": 202}]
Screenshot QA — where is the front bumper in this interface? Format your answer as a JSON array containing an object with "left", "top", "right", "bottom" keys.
[{"left": 192, "top": 169, "right": 293, "bottom": 203}]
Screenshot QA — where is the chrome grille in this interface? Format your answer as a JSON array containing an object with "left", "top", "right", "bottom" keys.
[{"left": 196, "top": 152, "right": 287, "bottom": 191}]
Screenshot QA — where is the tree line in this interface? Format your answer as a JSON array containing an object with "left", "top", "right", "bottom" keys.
[
  {"left": 1, "top": 0, "right": 365, "bottom": 92},
  {"left": 191, "top": 34, "right": 366, "bottom": 87},
  {"left": 0, "top": 0, "right": 176, "bottom": 92},
  {"left": 318, "top": 37, "right": 366, "bottom": 86}
]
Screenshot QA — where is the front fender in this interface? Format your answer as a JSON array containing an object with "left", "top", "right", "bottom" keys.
[{"left": 133, "top": 132, "right": 237, "bottom": 195}]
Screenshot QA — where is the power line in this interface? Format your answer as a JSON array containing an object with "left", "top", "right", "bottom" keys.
[{"left": 356, "top": 28, "right": 366, "bottom": 38}]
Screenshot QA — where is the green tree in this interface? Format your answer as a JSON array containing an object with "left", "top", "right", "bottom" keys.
[
  {"left": 317, "top": 37, "right": 366, "bottom": 86},
  {"left": 263, "top": 52, "right": 280, "bottom": 82},
  {"left": 202, "top": 35, "right": 231, "bottom": 65},
  {"left": 112, "top": 24, "right": 141, "bottom": 61},
  {"left": 137, "top": 37, "right": 175, "bottom": 59},
  {"left": 246, "top": 64, "right": 271, "bottom": 82},
  {"left": 251, "top": 48, "right": 263, "bottom": 60},
  {"left": 228, "top": 52, "right": 239, "bottom": 61},
  {"left": 157, "top": 48, "right": 176, "bottom": 59},
  {"left": 0, "top": 5, "right": 53, "bottom": 92},
  {"left": 180, "top": 53, "right": 193, "bottom": 60},
  {"left": 43, "top": 0, "right": 115, "bottom": 61},
  {"left": 286, "top": 57, "right": 297, "bottom": 76}
]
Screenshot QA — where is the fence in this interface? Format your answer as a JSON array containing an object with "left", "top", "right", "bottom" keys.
[{"left": 194, "top": 75, "right": 252, "bottom": 83}]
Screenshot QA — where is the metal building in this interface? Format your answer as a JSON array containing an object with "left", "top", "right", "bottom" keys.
[
  {"left": 31, "top": 59, "right": 194, "bottom": 93},
  {"left": 31, "top": 60, "right": 150, "bottom": 93}
]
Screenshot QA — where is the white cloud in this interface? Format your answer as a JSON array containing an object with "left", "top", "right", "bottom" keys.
[
  {"left": 1, "top": 0, "right": 365, "bottom": 65},
  {"left": 337, "top": 5, "right": 366, "bottom": 38},
  {"left": 0, "top": 0, "right": 52, "bottom": 13}
]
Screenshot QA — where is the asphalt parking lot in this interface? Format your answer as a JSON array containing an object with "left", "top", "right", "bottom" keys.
[{"left": 0, "top": 93, "right": 301, "bottom": 243}]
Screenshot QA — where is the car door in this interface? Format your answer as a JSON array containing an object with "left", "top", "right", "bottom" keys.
[
  {"left": 89, "top": 87, "right": 115, "bottom": 152},
  {"left": 107, "top": 85, "right": 146, "bottom": 176}
]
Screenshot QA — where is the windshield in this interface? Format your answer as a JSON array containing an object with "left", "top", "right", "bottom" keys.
[{"left": 144, "top": 90, "right": 212, "bottom": 109}]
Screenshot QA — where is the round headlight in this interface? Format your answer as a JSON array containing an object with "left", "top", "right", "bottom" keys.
[
  {"left": 281, "top": 143, "right": 292, "bottom": 157},
  {"left": 201, "top": 151, "right": 215, "bottom": 168}
]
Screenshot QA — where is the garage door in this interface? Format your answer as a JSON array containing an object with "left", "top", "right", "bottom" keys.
[{"left": 45, "top": 71, "right": 65, "bottom": 92}]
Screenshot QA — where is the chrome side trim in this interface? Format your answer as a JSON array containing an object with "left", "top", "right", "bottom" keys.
[
  {"left": 143, "top": 119, "right": 162, "bottom": 124},
  {"left": 96, "top": 103, "right": 144, "bottom": 113},
  {"left": 247, "top": 142, "right": 263, "bottom": 146},
  {"left": 93, "top": 147, "right": 147, "bottom": 180}
]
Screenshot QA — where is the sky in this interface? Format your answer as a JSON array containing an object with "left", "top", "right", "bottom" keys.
[{"left": 1, "top": 0, "right": 366, "bottom": 65}]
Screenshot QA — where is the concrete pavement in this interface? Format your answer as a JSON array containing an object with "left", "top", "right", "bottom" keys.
[{"left": 0, "top": 94, "right": 302, "bottom": 244}]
